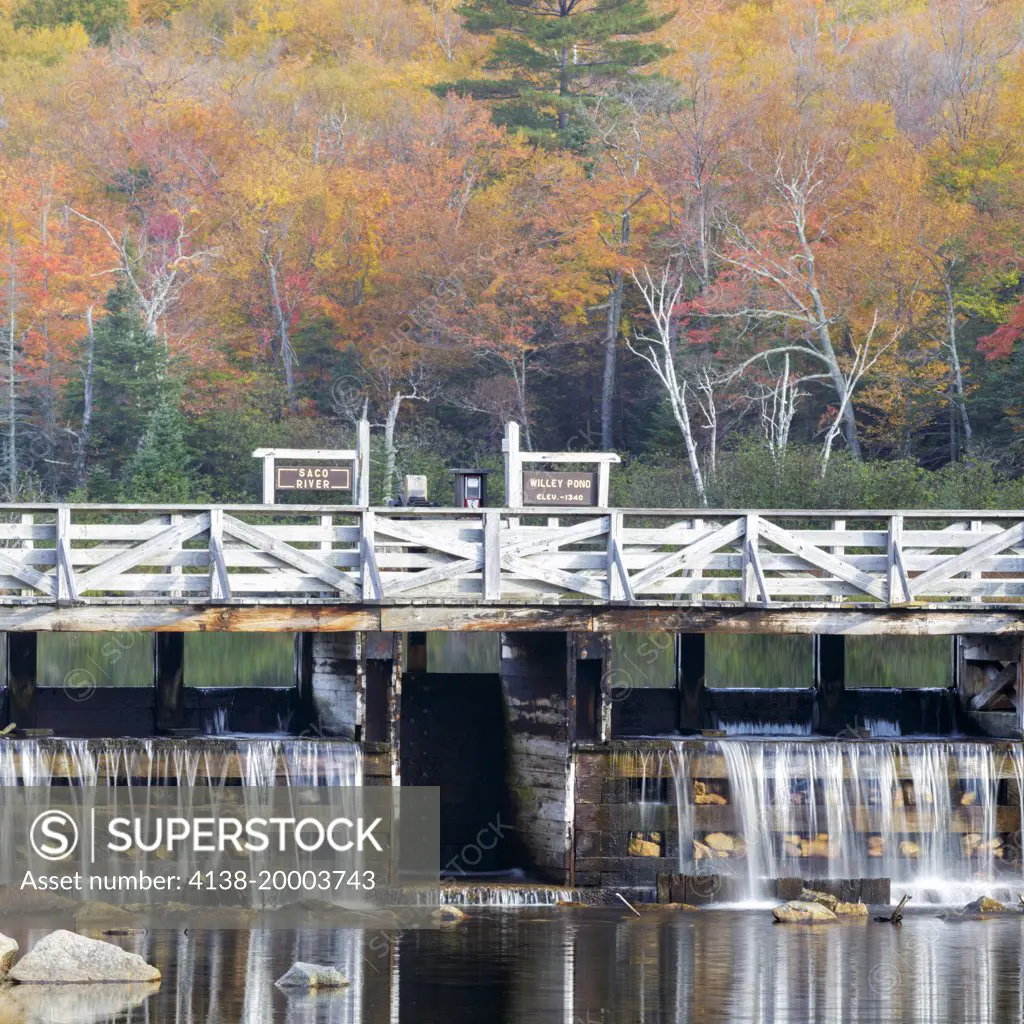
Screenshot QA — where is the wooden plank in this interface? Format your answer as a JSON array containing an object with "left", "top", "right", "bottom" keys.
[
  {"left": 970, "top": 663, "right": 1017, "bottom": 711},
  {"left": 77, "top": 513, "right": 211, "bottom": 593},
  {"left": 0, "top": 545, "right": 55, "bottom": 596},
  {"left": 630, "top": 518, "right": 746, "bottom": 593},
  {"left": 910, "top": 520, "right": 1024, "bottom": 597},
  {"left": 209, "top": 508, "right": 230, "bottom": 600},
  {"left": 757, "top": 517, "right": 887, "bottom": 601},
  {"left": 360, "top": 515, "right": 384, "bottom": 601},
  {"left": 221, "top": 514, "right": 359, "bottom": 598},
  {"left": 252, "top": 448, "right": 357, "bottom": 459},
  {"left": 484, "top": 511, "right": 501, "bottom": 600},
  {"left": 500, "top": 551, "right": 607, "bottom": 599},
  {"left": 55, "top": 507, "right": 78, "bottom": 603},
  {"left": 374, "top": 518, "right": 480, "bottom": 560},
  {"left": 520, "top": 452, "right": 621, "bottom": 464}
]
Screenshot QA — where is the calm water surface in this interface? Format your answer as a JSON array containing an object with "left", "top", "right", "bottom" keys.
[{"left": 3, "top": 909, "right": 1023, "bottom": 1023}]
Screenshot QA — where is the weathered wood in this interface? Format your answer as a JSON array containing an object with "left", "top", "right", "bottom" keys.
[
  {"left": 630, "top": 518, "right": 746, "bottom": 593},
  {"left": 910, "top": 520, "right": 1024, "bottom": 597},
  {"left": 970, "top": 663, "right": 1017, "bottom": 711},
  {"left": 222, "top": 513, "right": 358, "bottom": 597},
  {"left": 484, "top": 511, "right": 501, "bottom": 600},
  {"left": 208, "top": 508, "right": 230, "bottom": 601},
  {"left": 77, "top": 513, "right": 211, "bottom": 593}
]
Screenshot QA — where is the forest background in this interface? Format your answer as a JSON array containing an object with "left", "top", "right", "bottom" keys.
[{"left": 1, "top": 0, "right": 1024, "bottom": 511}]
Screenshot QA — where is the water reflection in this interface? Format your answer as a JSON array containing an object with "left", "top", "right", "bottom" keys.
[{"left": 3, "top": 911, "right": 1024, "bottom": 1022}]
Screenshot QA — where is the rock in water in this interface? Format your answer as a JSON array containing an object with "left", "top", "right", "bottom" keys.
[
  {"left": 275, "top": 963, "right": 349, "bottom": 990},
  {"left": 834, "top": 902, "right": 869, "bottom": 917},
  {"left": 799, "top": 888, "right": 839, "bottom": 911},
  {"left": 0, "top": 933, "right": 17, "bottom": 975},
  {"left": 9, "top": 930, "right": 160, "bottom": 984},
  {"left": 433, "top": 906, "right": 468, "bottom": 923},
  {"left": 964, "top": 896, "right": 1007, "bottom": 914},
  {"left": 772, "top": 901, "right": 838, "bottom": 924}
]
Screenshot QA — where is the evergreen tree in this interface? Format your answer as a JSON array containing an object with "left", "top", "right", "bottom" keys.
[
  {"left": 440, "top": 0, "right": 672, "bottom": 147},
  {"left": 121, "top": 398, "right": 193, "bottom": 503},
  {"left": 82, "top": 282, "right": 173, "bottom": 499}
]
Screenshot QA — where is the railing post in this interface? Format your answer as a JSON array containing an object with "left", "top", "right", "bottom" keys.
[
  {"left": 483, "top": 511, "right": 501, "bottom": 600},
  {"left": 19, "top": 513, "right": 33, "bottom": 599},
  {"left": 887, "top": 513, "right": 908, "bottom": 606},
  {"left": 742, "top": 513, "right": 765, "bottom": 606},
  {"left": 55, "top": 506, "right": 77, "bottom": 603},
  {"left": 606, "top": 510, "right": 623, "bottom": 601},
  {"left": 209, "top": 508, "right": 229, "bottom": 601},
  {"left": 360, "top": 508, "right": 382, "bottom": 601},
  {"left": 831, "top": 518, "right": 845, "bottom": 605}
]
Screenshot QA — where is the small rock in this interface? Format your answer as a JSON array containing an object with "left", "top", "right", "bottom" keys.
[
  {"left": 772, "top": 900, "right": 837, "bottom": 924},
  {"left": 799, "top": 888, "right": 839, "bottom": 911},
  {"left": 964, "top": 896, "right": 1007, "bottom": 914},
  {"left": 898, "top": 840, "right": 920, "bottom": 858},
  {"left": 10, "top": 930, "right": 160, "bottom": 983},
  {"left": 275, "top": 963, "right": 349, "bottom": 990},
  {"left": 800, "top": 838, "right": 830, "bottom": 858},
  {"left": 0, "top": 933, "right": 17, "bottom": 975},
  {"left": 834, "top": 902, "right": 868, "bottom": 917},
  {"left": 433, "top": 906, "right": 468, "bottom": 923},
  {"left": 960, "top": 791, "right": 977, "bottom": 806}
]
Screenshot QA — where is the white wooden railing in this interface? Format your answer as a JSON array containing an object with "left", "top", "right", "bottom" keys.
[{"left": 0, "top": 505, "right": 1021, "bottom": 607}]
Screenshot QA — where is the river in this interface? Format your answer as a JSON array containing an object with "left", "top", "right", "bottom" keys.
[{"left": 1, "top": 908, "right": 1020, "bottom": 1022}]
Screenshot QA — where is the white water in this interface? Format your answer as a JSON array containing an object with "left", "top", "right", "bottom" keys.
[{"left": 636, "top": 740, "right": 1024, "bottom": 905}]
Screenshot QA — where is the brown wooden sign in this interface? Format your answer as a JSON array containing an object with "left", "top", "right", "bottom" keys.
[
  {"left": 276, "top": 465, "right": 352, "bottom": 491},
  {"left": 522, "top": 471, "right": 598, "bottom": 506}
]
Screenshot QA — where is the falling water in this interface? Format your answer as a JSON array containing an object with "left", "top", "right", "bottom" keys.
[{"left": 633, "top": 739, "right": 1024, "bottom": 905}]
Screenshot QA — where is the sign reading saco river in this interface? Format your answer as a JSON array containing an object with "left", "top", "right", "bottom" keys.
[
  {"left": 276, "top": 466, "right": 351, "bottom": 491},
  {"left": 522, "top": 471, "right": 598, "bottom": 506}
]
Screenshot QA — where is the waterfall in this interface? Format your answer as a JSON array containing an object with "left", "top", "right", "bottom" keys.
[
  {"left": 0, "top": 737, "right": 363, "bottom": 789},
  {"left": 649, "top": 739, "right": 1024, "bottom": 905}
]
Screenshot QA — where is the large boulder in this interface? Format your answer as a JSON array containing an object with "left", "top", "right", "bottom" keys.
[
  {"left": 10, "top": 930, "right": 160, "bottom": 984},
  {"left": 0, "top": 934, "right": 17, "bottom": 976},
  {"left": 275, "top": 963, "right": 349, "bottom": 990},
  {"left": 772, "top": 900, "right": 838, "bottom": 924}
]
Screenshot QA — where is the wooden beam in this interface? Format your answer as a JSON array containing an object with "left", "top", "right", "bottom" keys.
[
  {"left": 970, "top": 663, "right": 1017, "bottom": 711},
  {"left": 0, "top": 602, "right": 1016, "bottom": 634},
  {"left": 484, "top": 512, "right": 501, "bottom": 600},
  {"left": 209, "top": 508, "right": 230, "bottom": 601},
  {"left": 77, "top": 513, "right": 211, "bottom": 594},
  {"left": 910, "top": 520, "right": 1024, "bottom": 597},
  {"left": 221, "top": 514, "right": 359, "bottom": 598},
  {"left": 757, "top": 518, "right": 887, "bottom": 602}
]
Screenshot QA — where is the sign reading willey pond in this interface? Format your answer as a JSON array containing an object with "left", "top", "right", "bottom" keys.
[
  {"left": 503, "top": 422, "right": 620, "bottom": 509},
  {"left": 522, "top": 471, "right": 598, "bottom": 506}
]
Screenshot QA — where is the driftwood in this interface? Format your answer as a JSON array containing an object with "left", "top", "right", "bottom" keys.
[{"left": 875, "top": 894, "right": 910, "bottom": 924}]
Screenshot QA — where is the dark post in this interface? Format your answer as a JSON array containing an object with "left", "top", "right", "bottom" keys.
[
  {"left": 295, "top": 632, "right": 314, "bottom": 733},
  {"left": 678, "top": 633, "right": 706, "bottom": 733},
  {"left": 814, "top": 635, "right": 846, "bottom": 734},
  {"left": 154, "top": 633, "right": 185, "bottom": 733},
  {"left": 7, "top": 632, "right": 37, "bottom": 730}
]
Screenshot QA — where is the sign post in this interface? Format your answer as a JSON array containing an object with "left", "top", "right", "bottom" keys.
[
  {"left": 502, "top": 421, "right": 620, "bottom": 510},
  {"left": 254, "top": 418, "right": 371, "bottom": 505}
]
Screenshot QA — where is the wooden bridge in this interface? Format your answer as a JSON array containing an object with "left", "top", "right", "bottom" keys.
[{"left": 0, "top": 504, "right": 1021, "bottom": 634}]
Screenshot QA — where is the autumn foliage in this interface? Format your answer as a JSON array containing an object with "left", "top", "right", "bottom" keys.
[{"left": 0, "top": 0, "right": 1020, "bottom": 502}]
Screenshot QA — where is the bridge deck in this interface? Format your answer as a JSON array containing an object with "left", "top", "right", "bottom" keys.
[{"left": 0, "top": 504, "right": 1020, "bottom": 632}]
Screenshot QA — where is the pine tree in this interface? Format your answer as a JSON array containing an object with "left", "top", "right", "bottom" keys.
[
  {"left": 441, "top": 0, "right": 672, "bottom": 147},
  {"left": 121, "top": 398, "right": 192, "bottom": 502},
  {"left": 81, "top": 282, "right": 173, "bottom": 499}
]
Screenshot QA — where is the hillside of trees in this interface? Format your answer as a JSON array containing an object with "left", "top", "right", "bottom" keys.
[{"left": 0, "top": 0, "right": 1022, "bottom": 508}]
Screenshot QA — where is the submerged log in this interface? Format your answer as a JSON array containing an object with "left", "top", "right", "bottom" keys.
[{"left": 875, "top": 893, "right": 910, "bottom": 924}]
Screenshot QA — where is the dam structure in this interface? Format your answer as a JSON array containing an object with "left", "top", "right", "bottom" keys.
[{"left": 0, "top": 502, "right": 1023, "bottom": 899}]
